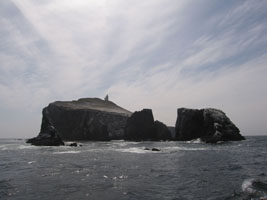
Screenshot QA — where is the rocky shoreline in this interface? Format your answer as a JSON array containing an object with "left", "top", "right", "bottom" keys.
[{"left": 27, "top": 98, "right": 245, "bottom": 146}]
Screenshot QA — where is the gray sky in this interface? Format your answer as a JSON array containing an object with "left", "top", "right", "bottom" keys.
[{"left": 0, "top": 0, "right": 267, "bottom": 138}]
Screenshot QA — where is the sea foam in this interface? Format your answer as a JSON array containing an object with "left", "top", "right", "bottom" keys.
[{"left": 53, "top": 151, "right": 81, "bottom": 154}]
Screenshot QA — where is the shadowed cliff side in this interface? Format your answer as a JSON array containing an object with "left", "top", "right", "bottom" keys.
[
  {"left": 27, "top": 109, "right": 64, "bottom": 146},
  {"left": 38, "top": 98, "right": 132, "bottom": 141},
  {"left": 175, "top": 108, "right": 245, "bottom": 143},
  {"left": 125, "top": 109, "right": 172, "bottom": 141}
]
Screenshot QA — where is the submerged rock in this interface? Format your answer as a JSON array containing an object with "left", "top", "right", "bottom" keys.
[
  {"left": 37, "top": 98, "right": 132, "bottom": 141},
  {"left": 69, "top": 143, "right": 78, "bottom": 147},
  {"left": 144, "top": 147, "right": 161, "bottom": 151},
  {"left": 151, "top": 148, "right": 161, "bottom": 152},
  {"left": 175, "top": 108, "right": 245, "bottom": 143}
]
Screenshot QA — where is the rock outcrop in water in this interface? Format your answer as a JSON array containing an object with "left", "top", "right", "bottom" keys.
[
  {"left": 125, "top": 109, "right": 172, "bottom": 141},
  {"left": 154, "top": 120, "right": 173, "bottom": 140},
  {"left": 26, "top": 126, "right": 64, "bottom": 146},
  {"left": 175, "top": 108, "right": 245, "bottom": 143},
  {"left": 27, "top": 109, "right": 64, "bottom": 146},
  {"left": 29, "top": 97, "right": 245, "bottom": 144},
  {"left": 34, "top": 98, "right": 132, "bottom": 141}
]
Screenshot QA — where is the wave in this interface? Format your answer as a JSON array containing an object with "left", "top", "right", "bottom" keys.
[
  {"left": 17, "top": 145, "right": 39, "bottom": 150},
  {"left": 115, "top": 146, "right": 209, "bottom": 154},
  {"left": 163, "top": 146, "right": 208, "bottom": 152},
  {"left": 117, "top": 147, "right": 151, "bottom": 154},
  {"left": 186, "top": 138, "right": 203, "bottom": 144},
  {"left": 0, "top": 144, "right": 38, "bottom": 151},
  {"left": 242, "top": 178, "right": 256, "bottom": 193},
  {"left": 53, "top": 151, "right": 81, "bottom": 154},
  {"left": 242, "top": 178, "right": 267, "bottom": 192},
  {"left": 226, "top": 178, "right": 267, "bottom": 200},
  {"left": 0, "top": 144, "right": 10, "bottom": 151},
  {"left": 242, "top": 178, "right": 267, "bottom": 194}
]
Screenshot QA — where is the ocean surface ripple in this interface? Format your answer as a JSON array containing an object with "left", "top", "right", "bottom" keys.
[{"left": 0, "top": 136, "right": 267, "bottom": 200}]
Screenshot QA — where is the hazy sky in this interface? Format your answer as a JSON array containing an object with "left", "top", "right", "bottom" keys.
[{"left": 0, "top": 0, "right": 267, "bottom": 138}]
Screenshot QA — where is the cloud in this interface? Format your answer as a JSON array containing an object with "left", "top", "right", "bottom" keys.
[
  {"left": 0, "top": 0, "right": 266, "bottom": 137},
  {"left": 108, "top": 55, "right": 267, "bottom": 130}
]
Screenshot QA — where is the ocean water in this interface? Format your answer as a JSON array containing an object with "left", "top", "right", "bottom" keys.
[{"left": 0, "top": 136, "right": 267, "bottom": 200}]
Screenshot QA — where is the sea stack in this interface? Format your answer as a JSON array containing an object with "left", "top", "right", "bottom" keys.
[
  {"left": 125, "top": 109, "right": 172, "bottom": 141},
  {"left": 175, "top": 108, "right": 245, "bottom": 143}
]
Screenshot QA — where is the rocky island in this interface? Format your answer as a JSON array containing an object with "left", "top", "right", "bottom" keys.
[
  {"left": 27, "top": 97, "right": 245, "bottom": 145},
  {"left": 27, "top": 98, "right": 132, "bottom": 145},
  {"left": 175, "top": 108, "right": 245, "bottom": 143}
]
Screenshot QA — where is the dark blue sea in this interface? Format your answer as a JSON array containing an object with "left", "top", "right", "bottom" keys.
[{"left": 1, "top": 136, "right": 267, "bottom": 200}]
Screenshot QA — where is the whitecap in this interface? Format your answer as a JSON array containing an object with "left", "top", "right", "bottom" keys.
[
  {"left": 163, "top": 146, "right": 182, "bottom": 151},
  {"left": 113, "top": 175, "right": 128, "bottom": 180},
  {"left": 17, "top": 145, "right": 38, "bottom": 150},
  {"left": 119, "top": 175, "right": 128, "bottom": 179},
  {"left": 242, "top": 178, "right": 256, "bottom": 194},
  {"left": 112, "top": 142, "right": 128, "bottom": 147},
  {"left": 53, "top": 151, "right": 81, "bottom": 154},
  {"left": 83, "top": 149, "right": 107, "bottom": 153},
  {"left": 117, "top": 147, "right": 150, "bottom": 154},
  {"left": 186, "top": 138, "right": 203, "bottom": 144},
  {"left": 0, "top": 144, "right": 37, "bottom": 151},
  {"left": 0, "top": 144, "right": 9, "bottom": 150},
  {"left": 163, "top": 146, "right": 208, "bottom": 152},
  {"left": 180, "top": 147, "right": 208, "bottom": 151}
]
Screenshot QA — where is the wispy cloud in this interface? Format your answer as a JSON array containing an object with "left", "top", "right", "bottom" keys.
[{"left": 0, "top": 0, "right": 266, "bottom": 137}]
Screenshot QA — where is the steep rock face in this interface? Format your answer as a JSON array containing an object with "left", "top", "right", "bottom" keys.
[
  {"left": 175, "top": 108, "right": 245, "bottom": 143},
  {"left": 154, "top": 121, "right": 172, "bottom": 140},
  {"left": 125, "top": 109, "right": 155, "bottom": 140},
  {"left": 27, "top": 126, "right": 64, "bottom": 146},
  {"left": 39, "top": 98, "right": 132, "bottom": 141},
  {"left": 27, "top": 109, "right": 64, "bottom": 146},
  {"left": 167, "top": 126, "right": 176, "bottom": 138},
  {"left": 175, "top": 109, "right": 203, "bottom": 141},
  {"left": 125, "top": 109, "right": 172, "bottom": 141}
]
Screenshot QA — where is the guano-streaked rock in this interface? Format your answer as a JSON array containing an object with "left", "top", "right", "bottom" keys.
[{"left": 175, "top": 108, "right": 245, "bottom": 143}]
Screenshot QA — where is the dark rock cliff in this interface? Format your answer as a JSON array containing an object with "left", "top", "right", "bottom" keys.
[
  {"left": 175, "top": 108, "right": 245, "bottom": 143},
  {"left": 27, "top": 109, "right": 64, "bottom": 146},
  {"left": 125, "top": 109, "right": 172, "bottom": 141},
  {"left": 27, "top": 125, "right": 64, "bottom": 146},
  {"left": 37, "top": 98, "right": 132, "bottom": 141},
  {"left": 154, "top": 120, "right": 172, "bottom": 140},
  {"left": 125, "top": 109, "right": 155, "bottom": 140},
  {"left": 29, "top": 98, "right": 245, "bottom": 144}
]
